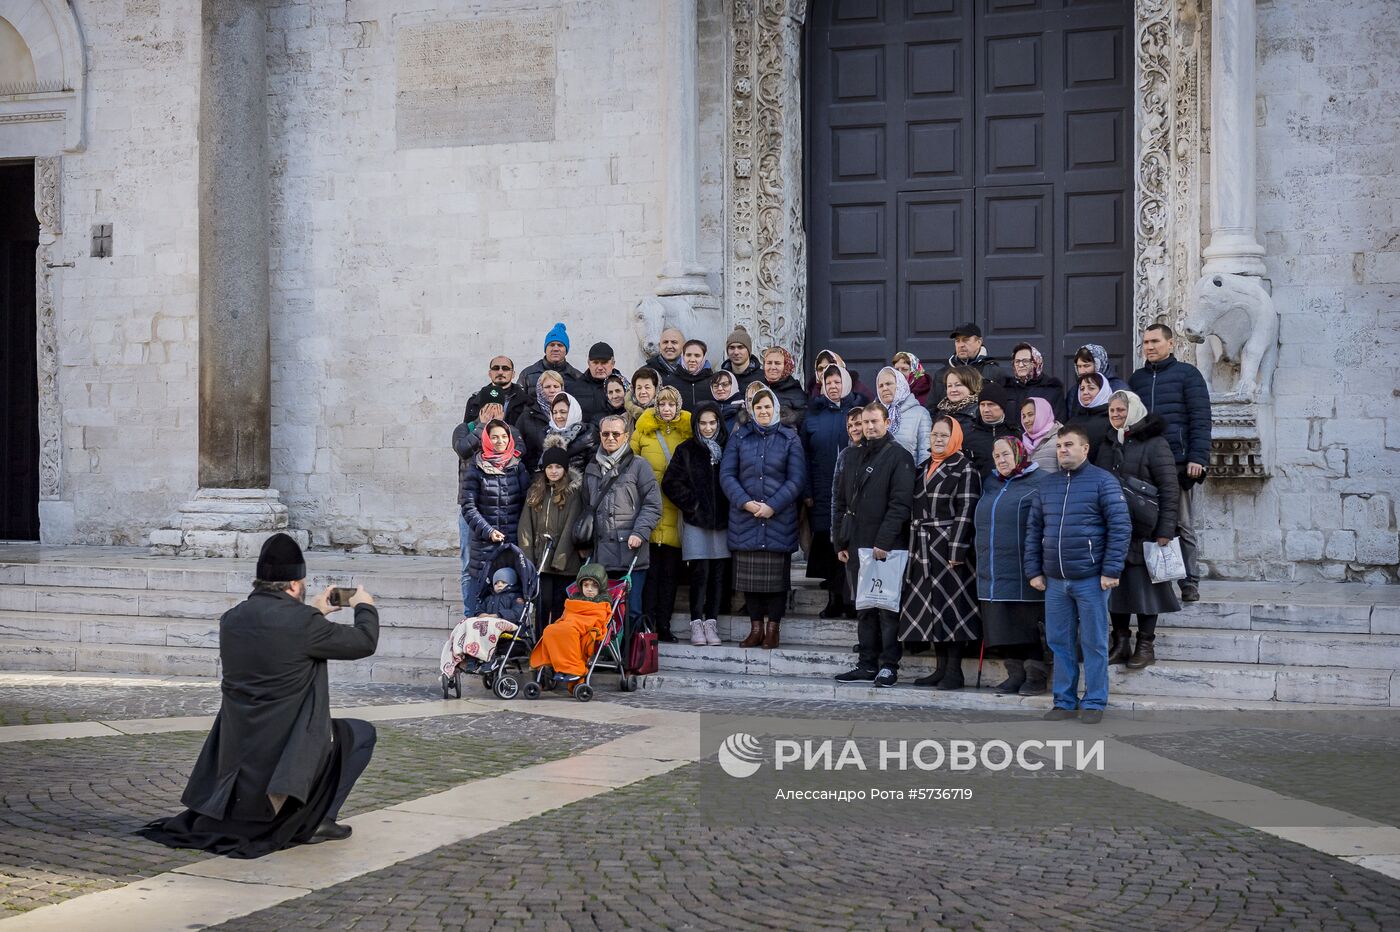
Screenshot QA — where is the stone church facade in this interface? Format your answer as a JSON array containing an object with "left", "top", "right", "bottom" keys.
[{"left": 0, "top": 0, "right": 1394, "bottom": 581}]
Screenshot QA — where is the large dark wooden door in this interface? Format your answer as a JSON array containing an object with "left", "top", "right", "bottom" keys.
[
  {"left": 0, "top": 162, "right": 40, "bottom": 541},
  {"left": 806, "top": 0, "right": 1133, "bottom": 383}
]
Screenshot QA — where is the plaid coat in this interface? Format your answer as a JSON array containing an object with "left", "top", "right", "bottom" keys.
[{"left": 899, "top": 452, "right": 983, "bottom": 643}]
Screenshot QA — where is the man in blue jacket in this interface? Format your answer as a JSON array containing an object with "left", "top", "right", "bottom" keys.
[
  {"left": 1025, "top": 425, "right": 1132, "bottom": 723},
  {"left": 1128, "top": 324, "right": 1211, "bottom": 601}
]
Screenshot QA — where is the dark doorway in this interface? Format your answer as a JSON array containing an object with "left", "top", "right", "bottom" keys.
[
  {"left": 0, "top": 161, "right": 40, "bottom": 541},
  {"left": 806, "top": 0, "right": 1134, "bottom": 384}
]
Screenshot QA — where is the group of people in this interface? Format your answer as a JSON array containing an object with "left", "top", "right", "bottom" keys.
[{"left": 453, "top": 317, "right": 1212, "bottom": 718}]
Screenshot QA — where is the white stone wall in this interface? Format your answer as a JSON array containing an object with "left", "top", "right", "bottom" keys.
[
  {"left": 44, "top": 0, "right": 201, "bottom": 544},
  {"left": 1197, "top": 0, "right": 1400, "bottom": 581},
  {"left": 264, "top": 0, "right": 667, "bottom": 553}
]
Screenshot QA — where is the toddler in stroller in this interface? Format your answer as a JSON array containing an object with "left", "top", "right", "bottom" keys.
[
  {"left": 440, "top": 545, "right": 541, "bottom": 700},
  {"left": 525, "top": 559, "right": 642, "bottom": 702}
]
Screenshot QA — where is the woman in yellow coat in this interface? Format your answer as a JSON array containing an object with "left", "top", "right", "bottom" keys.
[
  {"left": 529, "top": 563, "right": 612, "bottom": 682},
  {"left": 630, "top": 385, "right": 693, "bottom": 641}
]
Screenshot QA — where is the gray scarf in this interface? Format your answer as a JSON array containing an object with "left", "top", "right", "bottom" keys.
[
  {"left": 596, "top": 445, "right": 628, "bottom": 475},
  {"left": 700, "top": 435, "right": 723, "bottom": 464}
]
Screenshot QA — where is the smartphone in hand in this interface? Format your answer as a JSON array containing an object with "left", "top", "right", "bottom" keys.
[{"left": 327, "top": 586, "right": 358, "bottom": 608}]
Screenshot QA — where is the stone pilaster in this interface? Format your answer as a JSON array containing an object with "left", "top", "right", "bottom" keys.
[
  {"left": 153, "top": 0, "right": 303, "bottom": 556},
  {"left": 1201, "top": 0, "right": 1266, "bottom": 277}
]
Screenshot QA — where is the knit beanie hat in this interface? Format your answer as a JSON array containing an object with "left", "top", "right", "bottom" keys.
[
  {"left": 540, "top": 443, "right": 570, "bottom": 470},
  {"left": 491, "top": 566, "right": 519, "bottom": 590},
  {"left": 979, "top": 381, "right": 1010, "bottom": 411},
  {"left": 256, "top": 533, "right": 305, "bottom": 582},
  {"left": 725, "top": 325, "right": 752, "bottom": 352},
  {"left": 544, "top": 322, "right": 570, "bottom": 352}
]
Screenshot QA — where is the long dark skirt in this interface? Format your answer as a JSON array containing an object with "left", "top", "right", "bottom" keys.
[
  {"left": 735, "top": 550, "right": 791, "bottom": 594},
  {"left": 138, "top": 719, "right": 350, "bottom": 860},
  {"left": 981, "top": 600, "right": 1044, "bottom": 649},
  {"left": 805, "top": 531, "right": 841, "bottom": 585},
  {"left": 1110, "top": 563, "right": 1182, "bottom": 616}
]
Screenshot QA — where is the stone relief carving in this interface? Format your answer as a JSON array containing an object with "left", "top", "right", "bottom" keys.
[
  {"left": 727, "top": 0, "right": 807, "bottom": 361},
  {"left": 1184, "top": 273, "right": 1278, "bottom": 397},
  {"left": 33, "top": 156, "right": 61, "bottom": 500},
  {"left": 631, "top": 295, "right": 711, "bottom": 360},
  {"left": 1135, "top": 0, "right": 1202, "bottom": 343}
]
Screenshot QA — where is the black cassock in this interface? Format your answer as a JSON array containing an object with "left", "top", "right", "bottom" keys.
[{"left": 140, "top": 590, "right": 378, "bottom": 859}]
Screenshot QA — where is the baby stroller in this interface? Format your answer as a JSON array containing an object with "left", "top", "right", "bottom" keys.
[
  {"left": 524, "top": 554, "right": 640, "bottom": 703},
  {"left": 440, "top": 540, "right": 551, "bottom": 701}
]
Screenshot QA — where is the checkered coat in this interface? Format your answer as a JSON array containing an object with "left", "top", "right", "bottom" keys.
[{"left": 899, "top": 452, "right": 983, "bottom": 643}]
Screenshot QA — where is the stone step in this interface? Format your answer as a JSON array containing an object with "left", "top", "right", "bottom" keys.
[
  {"left": 0, "top": 586, "right": 459, "bottom": 628},
  {"left": 654, "top": 642, "right": 1399, "bottom": 706},
  {"left": 638, "top": 670, "right": 1363, "bottom": 713},
  {"left": 0, "top": 639, "right": 222, "bottom": 677}
]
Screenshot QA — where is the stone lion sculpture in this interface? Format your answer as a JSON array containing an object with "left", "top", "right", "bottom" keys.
[
  {"left": 630, "top": 295, "right": 722, "bottom": 363},
  {"left": 1183, "top": 273, "right": 1279, "bottom": 397}
]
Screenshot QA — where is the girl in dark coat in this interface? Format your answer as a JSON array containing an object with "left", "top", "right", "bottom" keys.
[
  {"left": 801, "top": 365, "right": 858, "bottom": 616},
  {"left": 1068, "top": 372, "right": 1114, "bottom": 462},
  {"left": 1095, "top": 390, "right": 1181, "bottom": 669},
  {"left": 901, "top": 416, "right": 982, "bottom": 690},
  {"left": 663, "top": 402, "right": 732, "bottom": 646},
  {"left": 518, "top": 445, "right": 585, "bottom": 627},
  {"left": 973, "top": 436, "right": 1047, "bottom": 696},
  {"left": 461, "top": 420, "right": 532, "bottom": 613},
  {"left": 721, "top": 387, "right": 808, "bottom": 649}
]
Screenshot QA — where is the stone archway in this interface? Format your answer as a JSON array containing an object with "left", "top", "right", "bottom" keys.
[{"left": 724, "top": 0, "right": 1204, "bottom": 360}]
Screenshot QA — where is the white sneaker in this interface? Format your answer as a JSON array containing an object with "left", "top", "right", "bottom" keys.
[
  {"left": 689, "top": 619, "right": 707, "bottom": 646},
  {"left": 703, "top": 618, "right": 721, "bottom": 646}
]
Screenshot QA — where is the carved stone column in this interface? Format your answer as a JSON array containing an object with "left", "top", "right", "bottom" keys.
[
  {"left": 1201, "top": 0, "right": 1266, "bottom": 276},
  {"left": 725, "top": 0, "right": 808, "bottom": 361},
  {"left": 152, "top": 0, "right": 303, "bottom": 557},
  {"left": 657, "top": 0, "right": 712, "bottom": 298}
]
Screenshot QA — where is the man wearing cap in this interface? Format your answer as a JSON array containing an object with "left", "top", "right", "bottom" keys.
[
  {"left": 519, "top": 322, "right": 583, "bottom": 396},
  {"left": 140, "top": 534, "right": 380, "bottom": 858},
  {"left": 721, "top": 324, "right": 764, "bottom": 390},
  {"left": 569, "top": 342, "right": 626, "bottom": 424},
  {"left": 927, "top": 322, "right": 1007, "bottom": 409},
  {"left": 646, "top": 327, "right": 686, "bottom": 377}
]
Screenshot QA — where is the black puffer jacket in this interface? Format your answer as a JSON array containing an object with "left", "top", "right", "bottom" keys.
[
  {"left": 964, "top": 418, "right": 1018, "bottom": 479},
  {"left": 1069, "top": 403, "right": 1113, "bottom": 463},
  {"left": 664, "top": 365, "right": 715, "bottom": 413},
  {"left": 461, "top": 454, "right": 532, "bottom": 578},
  {"left": 1094, "top": 413, "right": 1180, "bottom": 562},
  {"left": 661, "top": 403, "right": 730, "bottom": 531}
]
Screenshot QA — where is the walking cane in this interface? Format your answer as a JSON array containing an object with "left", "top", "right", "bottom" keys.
[{"left": 975, "top": 639, "right": 985, "bottom": 689}]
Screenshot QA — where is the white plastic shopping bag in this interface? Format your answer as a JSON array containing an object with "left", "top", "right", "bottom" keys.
[
  {"left": 1143, "top": 538, "right": 1188, "bottom": 584},
  {"left": 854, "top": 547, "right": 909, "bottom": 612}
]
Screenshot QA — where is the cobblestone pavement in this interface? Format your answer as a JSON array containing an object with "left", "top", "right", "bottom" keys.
[
  {"left": 0, "top": 681, "right": 434, "bottom": 726},
  {"left": 1121, "top": 724, "right": 1400, "bottom": 827},
  {"left": 212, "top": 758, "right": 1400, "bottom": 932},
  {"left": 0, "top": 713, "right": 634, "bottom": 918}
]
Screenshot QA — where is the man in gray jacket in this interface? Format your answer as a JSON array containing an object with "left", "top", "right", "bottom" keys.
[{"left": 581, "top": 414, "right": 662, "bottom": 634}]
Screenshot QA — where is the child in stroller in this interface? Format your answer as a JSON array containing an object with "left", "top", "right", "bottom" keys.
[
  {"left": 525, "top": 559, "right": 642, "bottom": 702},
  {"left": 440, "top": 545, "right": 542, "bottom": 700}
]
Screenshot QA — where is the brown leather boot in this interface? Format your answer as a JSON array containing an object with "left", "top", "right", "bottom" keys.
[
  {"left": 739, "top": 619, "right": 765, "bottom": 648},
  {"left": 762, "top": 620, "right": 780, "bottom": 650}
]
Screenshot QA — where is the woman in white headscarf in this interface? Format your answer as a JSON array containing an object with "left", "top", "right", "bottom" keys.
[
  {"left": 1094, "top": 389, "right": 1181, "bottom": 670},
  {"left": 541, "top": 391, "right": 597, "bottom": 472},
  {"left": 1067, "top": 371, "right": 1114, "bottom": 462},
  {"left": 876, "top": 366, "right": 932, "bottom": 467}
]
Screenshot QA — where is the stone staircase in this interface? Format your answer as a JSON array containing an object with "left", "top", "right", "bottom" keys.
[{"left": 0, "top": 545, "right": 1396, "bottom": 709}]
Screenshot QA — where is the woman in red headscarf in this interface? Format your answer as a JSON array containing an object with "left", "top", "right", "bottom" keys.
[
  {"left": 461, "top": 419, "right": 531, "bottom": 613},
  {"left": 900, "top": 416, "right": 982, "bottom": 690},
  {"left": 972, "top": 435, "right": 1049, "bottom": 696}
]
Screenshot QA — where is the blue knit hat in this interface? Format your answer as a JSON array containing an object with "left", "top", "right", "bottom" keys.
[{"left": 544, "top": 322, "right": 570, "bottom": 353}]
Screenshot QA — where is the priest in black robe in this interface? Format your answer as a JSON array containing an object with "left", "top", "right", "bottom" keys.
[{"left": 140, "top": 533, "right": 380, "bottom": 859}]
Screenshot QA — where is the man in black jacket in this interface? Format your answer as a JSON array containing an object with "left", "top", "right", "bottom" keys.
[
  {"left": 832, "top": 402, "right": 917, "bottom": 688},
  {"left": 464, "top": 356, "right": 527, "bottom": 426},
  {"left": 646, "top": 327, "right": 685, "bottom": 377},
  {"left": 570, "top": 342, "right": 626, "bottom": 423},
  {"left": 140, "top": 534, "right": 379, "bottom": 857},
  {"left": 927, "top": 322, "right": 1007, "bottom": 409}
]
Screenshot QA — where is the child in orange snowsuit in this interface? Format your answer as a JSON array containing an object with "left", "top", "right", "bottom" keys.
[{"left": 529, "top": 563, "right": 611, "bottom": 678}]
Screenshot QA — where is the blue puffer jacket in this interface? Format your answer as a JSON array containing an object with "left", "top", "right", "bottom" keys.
[
  {"left": 974, "top": 465, "right": 1045, "bottom": 602},
  {"left": 461, "top": 456, "right": 532, "bottom": 578},
  {"left": 721, "top": 420, "right": 808, "bottom": 552},
  {"left": 1025, "top": 461, "right": 1131, "bottom": 581},
  {"left": 1128, "top": 355, "right": 1212, "bottom": 468},
  {"left": 801, "top": 395, "right": 855, "bottom": 534}
]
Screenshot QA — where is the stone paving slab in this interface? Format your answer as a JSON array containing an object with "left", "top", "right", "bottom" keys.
[
  {"left": 206, "top": 760, "right": 1400, "bottom": 932},
  {"left": 0, "top": 713, "right": 636, "bottom": 919}
]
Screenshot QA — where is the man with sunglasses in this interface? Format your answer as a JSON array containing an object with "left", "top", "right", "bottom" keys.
[{"left": 464, "top": 356, "right": 528, "bottom": 427}]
